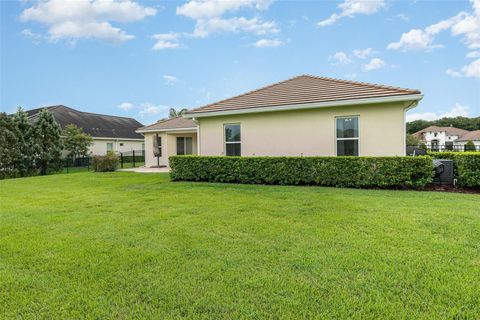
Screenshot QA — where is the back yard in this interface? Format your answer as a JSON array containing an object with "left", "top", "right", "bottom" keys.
[{"left": 0, "top": 172, "right": 479, "bottom": 319}]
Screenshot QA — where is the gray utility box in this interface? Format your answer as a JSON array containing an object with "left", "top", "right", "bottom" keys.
[{"left": 432, "top": 159, "right": 454, "bottom": 185}]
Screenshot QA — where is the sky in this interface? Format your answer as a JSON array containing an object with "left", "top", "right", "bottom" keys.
[{"left": 1, "top": 0, "right": 479, "bottom": 126}]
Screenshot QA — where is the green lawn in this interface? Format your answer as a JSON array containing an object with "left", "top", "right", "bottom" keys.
[{"left": 0, "top": 172, "right": 479, "bottom": 319}]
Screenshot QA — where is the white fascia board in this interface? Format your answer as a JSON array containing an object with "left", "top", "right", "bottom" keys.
[
  {"left": 136, "top": 127, "right": 198, "bottom": 134},
  {"left": 183, "top": 94, "right": 424, "bottom": 118},
  {"left": 92, "top": 137, "right": 144, "bottom": 141}
]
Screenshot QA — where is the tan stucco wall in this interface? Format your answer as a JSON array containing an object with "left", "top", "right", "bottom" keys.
[
  {"left": 144, "top": 132, "right": 197, "bottom": 167},
  {"left": 197, "top": 102, "right": 408, "bottom": 157},
  {"left": 89, "top": 139, "right": 144, "bottom": 155}
]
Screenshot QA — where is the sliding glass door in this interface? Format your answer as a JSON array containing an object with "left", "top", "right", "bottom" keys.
[{"left": 176, "top": 137, "right": 193, "bottom": 155}]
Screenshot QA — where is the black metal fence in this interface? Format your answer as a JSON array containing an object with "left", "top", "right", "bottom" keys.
[
  {"left": 408, "top": 144, "right": 480, "bottom": 152},
  {"left": 62, "top": 150, "right": 145, "bottom": 173}
]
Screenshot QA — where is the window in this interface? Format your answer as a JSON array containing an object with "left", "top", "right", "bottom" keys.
[
  {"left": 153, "top": 134, "right": 162, "bottom": 157},
  {"left": 176, "top": 137, "right": 193, "bottom": 155},
  {"left": 119, "top": 143, "right": 124, "bottom": 146},
  {"left": 107, "top": 143, "right": 113, "bottom": 152},
  {"left": 224, "top": 124, "right": 241, "bottom": 156},
  {"left": 336, "top": 117, "right": 359, "bottom": 156}
]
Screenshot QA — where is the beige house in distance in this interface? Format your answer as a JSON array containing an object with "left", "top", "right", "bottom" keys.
[{"left": 138, "top": 75, "right": 423, "bottom": 168}]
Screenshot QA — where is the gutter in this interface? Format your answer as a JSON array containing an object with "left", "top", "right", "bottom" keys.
[
  {"left": 136, "top": 127, "right": 198, "bottom": 134},
  {"left": 183, "top": 94, "right": 424, "bottom": 118}
]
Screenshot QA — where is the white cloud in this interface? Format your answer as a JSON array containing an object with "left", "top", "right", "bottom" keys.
[
  {"left": 446, "top": 59, "right": 480, "bottom": 78},
  {"left": 362, "top": 58, "right": 386, "bottom": 71},
  {"left": 176, "top": 0, "right": 277, "bottom": 38},
  {"left": 152, "top": 33, "right": 182, "bottom": 50},
  {"left": 466, "top": 51, "right": 480, "bottom": 58},
  {"left": 253, "top": 38, "right": 283, "bottom": 48},
  {"left": 138, "top": 103, "right": 169, "bottom": 118},
  {"left": 20, "top": 0, "right": 156, "bottom": 43},
  {"left": 21, "top": 28, "right": 42, "bottom": 44},
  {"left": 191, "top": 17, "right": 278, "bottom": 38},
  {"left": 352, "top": 48, "right": 375, "bottom": 59},
  {"left": 406, "top": 103, "right": 470, "bottom": 121},
  {"left": 176, "top": 0, "right": 272, "bottom": 20},
  {"left": 332, "top": 51, "right": 352, "bottom": 64},
  {"left": 163, "top": 75, "right": 179, "bottom": 85},
  {"left": 396, "top": 13, "right": 409, "bottom": 21},
  {"left": 388, "top": 0, "right": 480, "bottom": 51},
  {"left": 117, "top": 102, "right": 134, "bottom": 111},
  {"left": 318, "top": 0, "right": 385, "bottom": 27},
  {"left": 446, "top": 68, "right": 462, "bottom": 78}
]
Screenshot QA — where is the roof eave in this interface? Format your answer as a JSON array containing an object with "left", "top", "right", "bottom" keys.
[
  {"left": 184, "top": 94, "right": 424, "bottom": 118},
  {"left": 136, "top": 126, "right": 198, "bottom": 133}
]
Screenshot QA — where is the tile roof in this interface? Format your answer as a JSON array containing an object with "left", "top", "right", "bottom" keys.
[
  {"left": 27, "top": 105, "right": 144, "bottom": 139},
  {"left": 186, "top": 74, "right": 421, "bottom": 115},
  {"left": 137, "top": 116, "right": 197, "bottom": 132},
  {"left": 414, "top": 125, "right": 470, "bottom": 138},
  {"left": 456, "top": 130, "right": 480, "bottom": 141}
]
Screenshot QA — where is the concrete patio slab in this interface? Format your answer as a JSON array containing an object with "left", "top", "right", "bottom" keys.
[{"left": 119, "top": 167, "right": 170, "bottom": 173}]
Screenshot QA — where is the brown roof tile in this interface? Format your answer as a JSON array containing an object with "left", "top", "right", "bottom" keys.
[
  {"left": 456, "top": 130, "right": 480, "bottom": 141},
  {"left": 414, "top": 125, "right": 470, "bottom": 138},
  {"left": 186, "top": 74, "right": 421, "bottom": 115},
  {"left": 137, "top": 116, "right": 197, "bottom": 132}
]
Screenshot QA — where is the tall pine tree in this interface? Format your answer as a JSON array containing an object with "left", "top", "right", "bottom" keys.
[
  {"left": 32, "top": 109, "right": 63, "bottom": 175},
  {"left": 0, "top": 113, "right": 21, "bottom": 179},
  {"left": 63, "top": 124, "right": 93, "bottom": 159},
  {"left": 12, "top": 107, "right": 38, "bottom": 176}
]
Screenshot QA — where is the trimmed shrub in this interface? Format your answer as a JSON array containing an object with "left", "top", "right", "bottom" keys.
[
  {"left": 170, "top": 156, "right": 434, "bottom": 188},
  {"left": 428, "top": 152, "right": 480, "bottom": 188},
  {"left": 92, "top": 152, "right": 119, "bottom": 172}
]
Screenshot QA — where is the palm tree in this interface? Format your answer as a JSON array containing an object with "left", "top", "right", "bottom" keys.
[{"left": 169, "top": 108, "right": 188, "bottom": 119}]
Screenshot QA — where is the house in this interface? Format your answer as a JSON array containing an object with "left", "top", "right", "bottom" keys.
[
  {"left": 139, "top": 75, "right": 423, "bottom": 168},
  {"left": 413, "top": 126, "right": 475, "bottom": 151},
  {"left": 413, "top": 125, "right": 470, "bottom": 150},
  {"left": 455, "top": 130, "right": 480, "bottom": 150},
  {"left": 27, "top": 105, "right": 144, "bottom": 155}
]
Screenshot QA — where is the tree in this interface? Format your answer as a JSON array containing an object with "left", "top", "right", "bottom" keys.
[
  {"left": 406, "top": 134, "right": 421, "bottom": 146},
  {"left": 32, "top": 109, "right": 63, "bottom": 175},
  {"left": 465, "top": 140, "right": 476, "bottom": 152},
  {"left": 12, "top": 107, "right": 38, "bottom": 176},
  {"left": 0, "top": 113, "right": 21, "bottom": 179},
  {"left": 63, "top": 124, "right": 93, "bottom": 159},
  {"left": 169, "top": 108, "right": 188, "bottom": 119}
]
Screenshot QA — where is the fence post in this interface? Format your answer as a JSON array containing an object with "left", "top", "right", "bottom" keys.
[
  {"left": 133, "top": 150, "right": 136, "bottom": 168},
  {"left": 120, "top": 153, "right": 123, "bottom": 168}
]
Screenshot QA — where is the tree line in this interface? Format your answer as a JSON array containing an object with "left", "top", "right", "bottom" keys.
[
  {"left": 406, "top": 116, "right": 480, "bottom": 134},
  {"left": 0, "top": 108, "right": 93, "bottom": 179}
]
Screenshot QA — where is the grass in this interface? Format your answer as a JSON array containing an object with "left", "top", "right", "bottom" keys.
[{"left": 0, "top": 172, "right": 479, "bottom": 319}]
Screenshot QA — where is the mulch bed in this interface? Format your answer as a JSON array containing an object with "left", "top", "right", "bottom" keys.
[{"left": 423, "top": 184, "right": 480, "bottom": 194}]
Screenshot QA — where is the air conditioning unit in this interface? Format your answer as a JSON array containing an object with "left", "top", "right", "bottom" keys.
[{"left": 432, "top": 159, "right": 454, "bottom": 185}]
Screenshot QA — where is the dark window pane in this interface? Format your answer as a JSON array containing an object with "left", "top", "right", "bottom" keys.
[
  {"left": 185, "top": 137, "right": 193, "bottom": 155},
  {"left": 225, "top": 124, "right": 241, "bottom": 142},
  {"left": 337, "top": 140, "right": 358, "bottom": 156},
  {"left": 176, "top": 137, "right": 185, "bottom": 155},
  {"left": 336, "top": 117, "right": 358, "bottom": 138},
  {"left": 226, "top": 143, "right": 241, "bottom": 156}
]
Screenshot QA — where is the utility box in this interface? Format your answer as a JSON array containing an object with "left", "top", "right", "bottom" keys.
[{"left": 432, "top": 159, "right": 454, "bottom": 185}]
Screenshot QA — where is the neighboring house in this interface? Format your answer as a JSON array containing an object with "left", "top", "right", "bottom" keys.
[
  {"left": 455, "top": 130, "right": 480, "bottom": 149},
  {"left": 413, "top": 126, "right": 472, "bottom": 150},
  {"left": 27, "top": 105, "right": 144, "bottom": 155},
  {"left": 139, "top": 75, "right": 423, "bottom": 168}
]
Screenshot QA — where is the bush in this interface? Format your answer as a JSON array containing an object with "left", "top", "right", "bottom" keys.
[
  {"left": 428, "top": 152, "right": 480, "bottom": 188},
  {"left": 92, "top": 152, "right": 119, "bottom": 172},
  {"left": 170, "top": 156, "right": 434, "bottom": 188},
  {"left": 465, "top": 140, "right": 476, "bottom": 152}
]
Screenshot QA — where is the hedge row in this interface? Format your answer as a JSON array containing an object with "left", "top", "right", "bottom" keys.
[
  {"left": 170, "top": 156, "right": 434, "bottom": 188},
  {"left": 428, "top": 152, "right": 480, "bottom": 188}
]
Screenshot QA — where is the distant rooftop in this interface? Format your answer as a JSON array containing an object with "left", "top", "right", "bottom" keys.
[{"left": 27, "top": 105, "right": 143, "bottom": 139}]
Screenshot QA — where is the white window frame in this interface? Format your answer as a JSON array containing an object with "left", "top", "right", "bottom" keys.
[
  {"left": 335, "top": 116, "right": 360, "bottom": 156},
  {"left": 176, "top": 136, "right": 193, "bottom": 155},
  {"left": 224, "top": 123, "right": 241, "bottom": 156}
]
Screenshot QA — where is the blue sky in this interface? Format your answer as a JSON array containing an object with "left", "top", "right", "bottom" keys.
[{"left": 1, "top": 0, "right": 479, "bottom": 125}]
